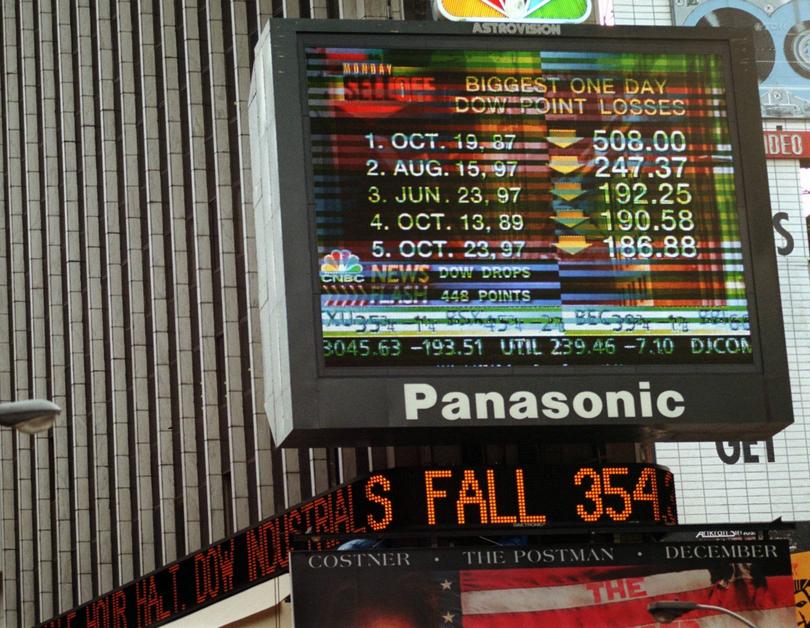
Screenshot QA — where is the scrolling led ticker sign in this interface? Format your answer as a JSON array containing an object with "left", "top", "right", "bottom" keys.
[
  {"left": 249, "top": 20, "right": 791, "bottom": 446},
  {"left": 39, "top": 464, "right": 676, "bottom": 628}
]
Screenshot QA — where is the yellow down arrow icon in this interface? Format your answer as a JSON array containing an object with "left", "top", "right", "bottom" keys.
[
  {"left": 552, "top": 211, "right": 589, "bottom": 229},
  {"left": 549, "top": 155, "right": 583, "bottom": 175},
  {"left": 555, "top": 235, "right": 592, "bottom": 255},
  {"left": 546, "top": 129, "right": 582, "bottom": 148},
  {"left": 552, "top": 182, "right": 586, "bottom": 202}
]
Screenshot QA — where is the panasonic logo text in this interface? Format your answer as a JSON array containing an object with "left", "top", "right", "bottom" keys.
[{"left": 403, "top": 381, "right": 685, "bottom": 421}]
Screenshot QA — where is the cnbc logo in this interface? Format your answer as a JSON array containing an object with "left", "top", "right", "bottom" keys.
[
  {"left": 320, "top": 249, "right": 365, "bottom": 283},
  {"left": 437, "top": 0, "right": 590, "bottom": 23}
]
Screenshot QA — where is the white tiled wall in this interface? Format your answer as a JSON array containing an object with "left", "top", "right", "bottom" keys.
[{"left": 608, "top": 0, "right": 673, "bottom": 26}]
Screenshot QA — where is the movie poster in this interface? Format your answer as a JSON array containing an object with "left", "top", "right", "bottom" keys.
[
  {"left": 291, "top": 541, "right": 795, "bottom": 627},
  {"left": 795, "top": 550, "right": 810, "bottom": 627}
]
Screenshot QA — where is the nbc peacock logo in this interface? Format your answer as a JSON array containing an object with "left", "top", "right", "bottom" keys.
[
  {"left": 437, "top": 0, "right": 590, "bottom": 23},
  {"left": 320, "top": 249, "right": 365, "bottom": 283}
]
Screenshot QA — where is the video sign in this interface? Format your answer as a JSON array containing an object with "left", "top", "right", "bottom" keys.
[
  {"left": 361, "top": 464, "right": 677, "bottom": 530},
  {"left": 291, "top": 541, "right": 796, "bottom": 627},
  {"left": 39, "top": 464, "right": 674, "bottom": 628},
  {"left": 250, "top": 20, "right": 790, "bottom": 445},
  {"left": 313, "top": 47, "right": 751, "bottom": 368}
]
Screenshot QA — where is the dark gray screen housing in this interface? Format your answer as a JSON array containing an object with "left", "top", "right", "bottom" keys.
[{"left": 249, "top": 19, "right": 792, "bottom": 447}]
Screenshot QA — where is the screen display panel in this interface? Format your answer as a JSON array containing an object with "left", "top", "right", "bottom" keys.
[
  {"left": 291, "top": 542, "right": 796, "bottom": 628},
  {"left": 308, "top": 46, "right": 753, "bottom": 368}
]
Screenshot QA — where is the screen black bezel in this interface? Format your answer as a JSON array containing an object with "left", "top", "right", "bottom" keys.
[{"left": 263, "top": 19, "right": 790, "bottom": 446}]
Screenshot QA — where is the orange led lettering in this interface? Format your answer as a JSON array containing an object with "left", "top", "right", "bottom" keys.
[
  {"left": 135, "top": 577, "right": 147, "bottom": 627},
  {"left": 515, "top": 468, "right": 546, "bottom": 524},
  {"left": 663, "top": 472, "right": 677, "bottom": 523},
  {"left": 246, "top": 519, "right": 281, "bottom": 581},
  {"left": 603, "top": 467, "right": 631, "bottom": 521},
  {"left": 632, "top": 467, "right": 661, "bottom": 521},
  {"left": 111, "top": 590, "right": 126, "bottom": 627},
  {"left": 219, "top": 539, "right": 235, "bottom": 593},
  {"left": 424, "top": 469, "right": 452, "bottom": 525},
  {"left": 194, "top": 550, "right": 218, "bottom": 604},
  {"left": 41, "top": 614, "right": 77, "bottom": 628},
  {"left": 487, "top": 469, "right": 517, "bottom": 524},
  {"left": 136, "top": 575, "right": 170, "bottom": 626},
  {"left": 347, "top": 484, "right": 366, "bottom": 533},
  {"left": 168, "top": 563, "right": 180, "bottom": 618},
  {"left": 85, "top": 596, "right": 108, "bottom": 628},
  {"left": 283, "top": 510, "right": 302, "bottom": 567},
  {"left": 300, "top": 502, "right": 316, "bottom": 536},
  {"left": 312, "top": 496, "right": 331, "bottom": 534},
  {"left": 365, "top": 474, "right": 393, "bottom": 531},
  {"left": 271, "top": 518, "right": 286, "bottom": 569},
  {"left": 331, "top": 488, "right": 351, "bottom": 532},
  {"left": 574, "top": 467, "right": 603, "bottom": 522},
  {"left": 456, "top": 469, "right": 488, "bottom": 524}
]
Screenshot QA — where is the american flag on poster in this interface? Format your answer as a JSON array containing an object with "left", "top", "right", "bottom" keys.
[{"left": 435, "top": 565, "right": 795, "bottom": 627}]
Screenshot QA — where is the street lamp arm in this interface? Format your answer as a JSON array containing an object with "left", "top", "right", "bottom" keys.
[
  {"left": 691, "top": 604, "right": 758, "bottom": 628},
  {"left": 648, "top": 600, "right": 759, "bottom": 628}
]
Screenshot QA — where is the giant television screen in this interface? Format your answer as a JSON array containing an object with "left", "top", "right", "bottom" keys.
[
  {"left": 250, "top": 21, "right": 790, "bottom": 445},
  {"left": 310, "top": 47, "right": 752, "bottom": 368}
]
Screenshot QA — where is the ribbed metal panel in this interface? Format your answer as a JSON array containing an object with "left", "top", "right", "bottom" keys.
[{"left": 0, "top": 1, "right": 272, "bottom": 624}]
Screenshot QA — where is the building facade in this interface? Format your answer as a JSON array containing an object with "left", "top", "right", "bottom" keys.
[{"left": 2, "top": 0, "right": 807, "bottom": 626}]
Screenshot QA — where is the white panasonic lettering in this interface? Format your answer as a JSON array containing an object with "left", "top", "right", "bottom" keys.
[
  {"left": 403, "top": 383, "right": 437, "bottom": 420},
  {"left": 475, "top": 392, "right": 505, "bottom": 419},
  {"left": 572, "top": 391, "right": 602, "bottom": 419},
  {"left": 509, "top": 391, "right": 537, "bottom": 419},
  {"left": 541, "top": 391, "right": 569, "bottom": 419},
  {"left": 403, "top": 381, "right": 686, "bottom": 421},
  {"left": 605, "top": 391, "right": 635, "bottom": 417},
  {"left": 656, "top": 390, "right": 685, "bottom": 418},
  {"left": 441, "top": 391, "right": 469, "bottom": 421},
  {"left": 638, "top": 381, "right": 653, "bottom": 416}
]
